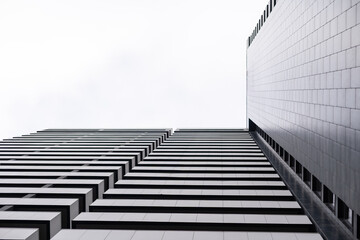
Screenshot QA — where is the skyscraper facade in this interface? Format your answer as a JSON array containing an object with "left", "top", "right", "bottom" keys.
[
  {"left": 0, "top": 129, "right": 323, "bottom": 239},
  {"left": 247, "top": 0, "right": 360, "bottom": 239},
  {"left": 0, "top": 0, "right": 358, "bottom": 239}
]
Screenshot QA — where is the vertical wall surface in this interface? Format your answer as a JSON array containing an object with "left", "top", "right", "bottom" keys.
[{"left": 247, "top": 0, "right": 360, "bottom": 222}]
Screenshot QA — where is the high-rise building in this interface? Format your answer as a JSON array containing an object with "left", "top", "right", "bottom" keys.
[
  {"left": 0, "top": 1, "right": 359, "bottom": 240},
  {"left": 0, "top": 129, "right": 323, "bottom": 240},
  {"left": 247, "top": 0, "right": 360, "bottom": 239}
]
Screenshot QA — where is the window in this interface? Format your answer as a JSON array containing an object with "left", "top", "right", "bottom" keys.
[
  {"left": 338, "top": 198, "right": 353, "bottom": 230},
  {"left": 283, "top": 151, "right": 289, "bottom": 163},
  {"left": 323, "top": 186, "right": 335, "bottom": 211},
  {"left": 263, "top": 11, "right": 266, "bottom": 23},
  {"left": 295, "top": 161, "right": 302, "bottom": 178},
  {"left": 289, "top": 155, "right": 295, "bottom": 170},
  {"left": 312, "top": 176, "right": 322, "bottom": 199},
  {"left": 303, "top": 168, "right": 311, "bottom": 187}
]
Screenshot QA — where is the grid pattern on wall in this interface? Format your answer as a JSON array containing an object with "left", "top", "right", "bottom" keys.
[
  {"left": 0, "top": 129, "right": 322, "bottom": 240},
  {"left": 247, "top": 0, "right": 360, "bottom": 238}
]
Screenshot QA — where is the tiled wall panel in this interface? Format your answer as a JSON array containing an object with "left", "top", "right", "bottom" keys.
[{"left": 247, "top": 0, "right": 360, "bottom": 214}]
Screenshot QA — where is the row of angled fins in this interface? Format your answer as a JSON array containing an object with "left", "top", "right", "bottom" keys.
[{"left": 0, "top": 129, "right": 323, "bottom": 240}]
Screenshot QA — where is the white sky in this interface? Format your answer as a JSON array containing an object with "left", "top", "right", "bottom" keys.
[{"left": 0, "top": 0, "right": 269, "bottom": 140}]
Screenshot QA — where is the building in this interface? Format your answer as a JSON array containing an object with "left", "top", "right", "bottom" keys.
[
  {"left": 0, "top": 0, "right": 358, "bottom": 239},
  {"left": 0, "top": 128, "right": 324, "bottom": 240},
  {"left": 247, "top": 0, "right": 360, "bottom": 239}
]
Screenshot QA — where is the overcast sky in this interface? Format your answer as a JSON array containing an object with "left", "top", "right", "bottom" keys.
[{"left": 0, "top": 0, "right": 269, "bottom": 140}]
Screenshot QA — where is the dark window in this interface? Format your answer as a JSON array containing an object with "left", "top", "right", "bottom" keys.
[
  {"left": 263, "top": 10, "right": 266, "bottom": 23},
  {"left": 283, "top": 151, "right": 288, "bottom": 162},
  {"left": 267, "top": 5, "right": 269, "bottom": 16},
  {"left": 279, "top": 146, "right": 283, "bottom": 158},
  {"left": 295, "top": 161, "right": 302, "bottom": 177},
  {"left": 312, "top": 176, "right": 322, "bottom": 198},
  {"left": 338, "top": 198, "right": 353, "bottom": 230},
  {"left": 303, "top": 168, "right": 311, "bottom": 187},
  {"left": 289, "top": 155, "right": 295, "bottom": 170},
  {"left": 274, "top": 0, "right": 277, "bottom": 6},
  {"left": 323, "top": 186, "right": 335, "bottom": 211},
  {"left": 270, "top": 0, "right": 273, "bottom": 12}
]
